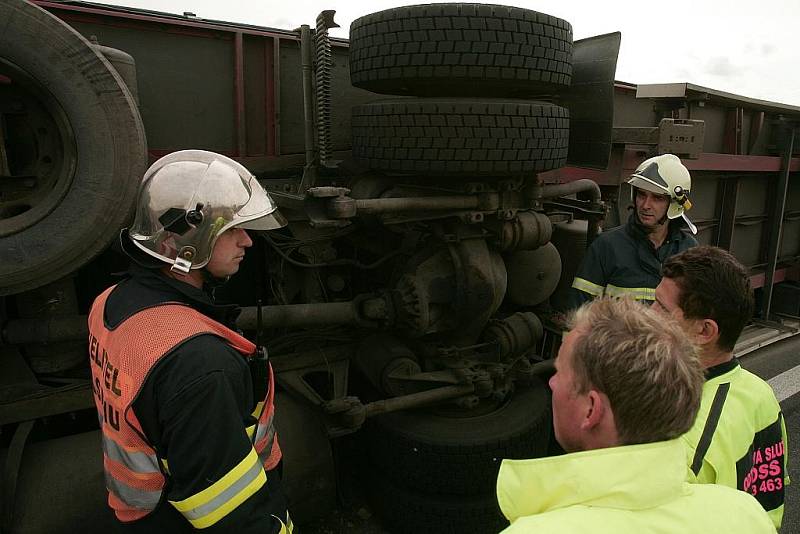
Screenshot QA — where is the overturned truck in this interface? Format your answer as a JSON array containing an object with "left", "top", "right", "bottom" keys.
[{"left": 1, "top": 2, "right": 799, "bottom": 533}]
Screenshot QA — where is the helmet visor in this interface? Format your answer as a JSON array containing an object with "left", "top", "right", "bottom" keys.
[
  {"left": 232, "top": 174, "right": 287, "bottom": 231},
  {"left": 238, "top": 210, "right": 288, "bottom": 231},
  {"left": 627, "top": 175, "right": 669, "bottom": 196}
]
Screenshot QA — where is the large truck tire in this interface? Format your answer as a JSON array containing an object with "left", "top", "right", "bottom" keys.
[
  {"left": 0, "top": 0, "right": 146, "bottom": 296},
  {"left": 352, "top": 98, "right": 569, "bottom": 176},
  {"left": 364, "top": 381, "right": 551, "bottom": 496},
  {"left": 349, "top": 3, "right": 572, "bottom": 97}
]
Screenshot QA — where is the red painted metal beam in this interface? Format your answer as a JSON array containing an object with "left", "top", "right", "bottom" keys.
[
  {"left": 544, "top": 149, "right": 800, "bottom": 186},
  {"left": 621, "top": 149, "right": 800, "bottom": 173},
  {"left": 750, "top": 265, "right": 800, "bottom": 289},
  {"left": 35, "top": 1, "right": 303, "bottom": 41},
  {"left": 539, "top": 146, "right": 627, "bottom": 186}
]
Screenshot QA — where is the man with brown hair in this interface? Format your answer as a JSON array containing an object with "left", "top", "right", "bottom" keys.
[
  {"left": 568, "top": 154, "right": 697, "bottom": 308},
  {"left": 496, "top": 297, "right": 774, "bottom": 533},
  {"left": 655, "top": 245, "right": 788, "bottom": 529}
]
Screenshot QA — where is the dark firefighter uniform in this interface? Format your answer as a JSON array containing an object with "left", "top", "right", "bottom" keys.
[
  {"left": 569, "top": 213, "right": 697, "bottom": 308},
  {"left": 683, "top": 359, "right": 789, "bottom": 529},
  {"left": 88, "top": 266, "right": 290, "bottom": 533}
]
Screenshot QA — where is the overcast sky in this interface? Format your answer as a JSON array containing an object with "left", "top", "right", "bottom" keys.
[{"left": 100, "top": 0, "right": 800, "bottom": 106}]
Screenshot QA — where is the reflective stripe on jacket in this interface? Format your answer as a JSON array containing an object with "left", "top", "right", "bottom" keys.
[
  {"left": 496, "top": 439, "right": 775, "bottom": 533},
  {"left": 88, "top": 286, "right": 281, "bottom": 525},
  {"left": 681, "top": 359, "right": 788, "bottom": 529},
  {"left": 568, "top": 213, "right": 696, "bottom": 309}
]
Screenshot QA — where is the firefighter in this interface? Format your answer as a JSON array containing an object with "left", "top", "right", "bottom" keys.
[
  {"left": 496, "top": 297, "right": 775, "bottom": 533},
  {"left": 88, "top": 150, "right": 292, "bottom": 533},
  {"left": 569, "top": 153, "right": 698, "bottom": 308},
  {"left": 655, "top": 246, "right": 788, "bottom": 529}
]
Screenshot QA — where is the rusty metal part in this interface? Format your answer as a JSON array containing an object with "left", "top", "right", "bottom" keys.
[
  {"left": 298, "top": 24, "right": 317, "bottom": 189},
  {"left": 486, "top": 210, "right": 553, "bottom": 252},
  {"left": 279, "top": 357, "right": 349, "bottom": 411},
  {"left": 326, "top": 194, "right": 482, "bottom": 219},
  {"left": 314, "top": 11, "right": 339, "bottom": 166},
  {"left": 386, "top": 369, "right": 463, "bottom": 385},
  {"left": 333, "top": 383, "right": 477, "bottom": 429},
  {"left": 326, "top": 192, "right": 357, "bottom": 219},
  {"left": 530, "top": 178, "right": 603, "bottom": 245},
  {"left": 449, "top": 239, "right": 507, "bottom": 345},
  {"left": 483, "top": 312, "right": 544, "bottom": 360},
  {"left": 306, "top": 186, "right": 349, "bottom": 198},
  {"left": 247, "top": 295, "right": 389, "bottom": 329},
  {"left": 612, "top": 119, "right": 705, "bottom": 159},
  {"left": 0, "top": 384, "right": 93, "bottom": 426},
  {"left": 549, "top": 215, "right": 589, "bottom": 312},
  {"left": 315, "top": 184, "right": 543, "bottom": 226},
  {"left": 238, "top": 300, "right": 358, "bottom": 329},
  {"left": 393, "top": 237, "right": 506, "bottom": 343},
  {"left": 356, "top": 196, "right": 482, "bottom": 214},
  {"left": 532, "top": 178, "right": 601, "bottom": 204},
  {"left": 364, "top": 383, "right": 476, "bottom": 417},
  {"left": 3, "top": 295, "right": 390, "bottom": 346},
  {"left": 658, "top": 119, "right": 705, "bottom": 158},
  {"left": 354, "top": 334, "right": 422, "bottom": 397},
  {"left": 504, "top": 242, "right": 562, "bottom": 307},
  {"left": 523, "top": 359, "right": 556, "bottom": 378}
]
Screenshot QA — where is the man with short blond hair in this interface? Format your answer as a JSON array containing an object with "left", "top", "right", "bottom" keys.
[
  {"left": 496, "top": 297, "right": 774, "bottom": 533},
  {"left": 564, "top": 297, "right": 703, "bottom": 446},
  {"left": 656, "top": 245, "right": 788, "bottom": 529}
]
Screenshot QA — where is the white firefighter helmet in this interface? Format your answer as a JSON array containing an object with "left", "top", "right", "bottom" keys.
[
  {"left": 127, "top": 150, "right": 286, "bottom": 273},
  {"left": 627, "top": 153, "right": 696, "bottom": 234}
]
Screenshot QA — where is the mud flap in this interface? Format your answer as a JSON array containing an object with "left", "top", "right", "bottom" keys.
[{"left": 564, "top": 32, "right": 622, "bottom": 170}]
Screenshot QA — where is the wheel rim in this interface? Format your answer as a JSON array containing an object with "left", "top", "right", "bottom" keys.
[{"left": 0, "top": 57, "right": 77, "bottom": 237}]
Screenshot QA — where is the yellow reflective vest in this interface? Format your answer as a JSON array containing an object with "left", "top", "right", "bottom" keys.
[
  {"left": 497, "top": 439, "right": 775, "bottom": 533},
  {"left": 681, "top": 359, "right": 788, "bottom": 529}
]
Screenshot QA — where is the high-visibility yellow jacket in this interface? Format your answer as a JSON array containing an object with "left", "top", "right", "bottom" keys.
[
  {"left": 682, "top": 359, "right": 788, "bottom": 529},
  {"left": 496, "top": 438, "right": 775, "bottom": 533}
]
